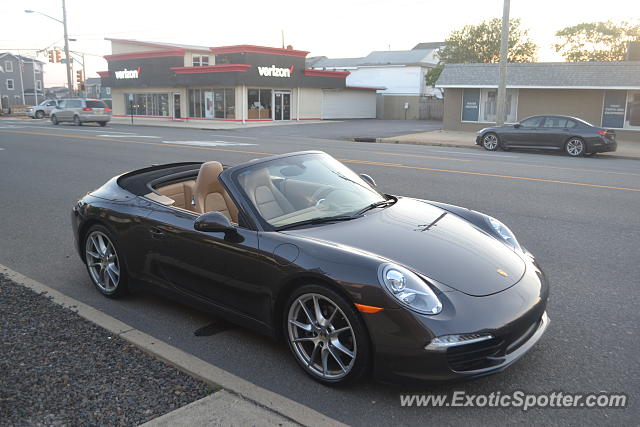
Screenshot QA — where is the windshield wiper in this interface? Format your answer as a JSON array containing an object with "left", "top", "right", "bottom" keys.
[
  {"left": 276, "top": 215, "right": 357, "bottom": 231},
  {"left": 353, "top": 196, "right": 397, "bottom": 216}
]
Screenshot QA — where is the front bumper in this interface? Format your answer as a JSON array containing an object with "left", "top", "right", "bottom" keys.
[{"left": 368, "top": 259, "right": 549, "bottom": 383}]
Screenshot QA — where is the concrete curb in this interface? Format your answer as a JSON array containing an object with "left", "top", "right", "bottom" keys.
[
  {"left": 354, "top": 138, "right": 640, "bottom": 160},
  {"left": 0, "top": 264, "right": 346, "bottom": 427}
]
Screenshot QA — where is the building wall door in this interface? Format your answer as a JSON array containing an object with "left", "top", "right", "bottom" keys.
[
  {"left": 274, "top": 91, "right": 291, "bottom": 120},
  {"left": 173, "top": 93, "right": 181, "bottom": 119}
]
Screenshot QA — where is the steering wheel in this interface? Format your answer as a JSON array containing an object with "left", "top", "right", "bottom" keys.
[{"left": 310, "top": 186, "right": 334, "bottom": 204}]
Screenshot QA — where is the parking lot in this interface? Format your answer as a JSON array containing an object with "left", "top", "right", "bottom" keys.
[{"left": 0, "top": 118, "right": 638, "bottom": 425}]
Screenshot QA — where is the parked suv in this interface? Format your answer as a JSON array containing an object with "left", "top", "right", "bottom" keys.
[
  {"left": 27, "top": 99, "right": 60, "bottom": 119},
  {"left": 51, "top": 98, "right": 111, "bottom": 126}
]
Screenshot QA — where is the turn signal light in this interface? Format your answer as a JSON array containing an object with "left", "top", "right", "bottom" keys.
[
  {"left": 105, "top": 108, "right": 112, "bottom": 112},
  {"left": 82, "top": 107, "right": 93, "bottom": 111},
  {"left": 354, "top": 303, "right": 384, "bottom": 314}
]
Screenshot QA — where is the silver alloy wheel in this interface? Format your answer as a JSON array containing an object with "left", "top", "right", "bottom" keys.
[
  {"left": 287, "top": 293, "right": 357, "bottom": 380},
  {"left": 483, "top": 133, "right": 498, "bottom": 150},
  {"left": 85, "top": 231, "right": 120, "bottom": 293},
  {"left": 51, "top": 115, "right": 58, "bottom": 125},
  {"left": 35, "top": 110, "right": 44, "bottom": 119},
  {"left": 566, "top": 138, "right": 584, "bottom": 156},
  {"left": 74, "top": 115, "right": 81, "bottom": 126}
]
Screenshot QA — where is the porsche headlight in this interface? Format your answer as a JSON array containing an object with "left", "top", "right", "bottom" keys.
[
  {"left": 486, "top": 216, "right": 521, "bottom": 251},
  {"left": 378, "top": 264, "right": 442, "bottom": 315}
]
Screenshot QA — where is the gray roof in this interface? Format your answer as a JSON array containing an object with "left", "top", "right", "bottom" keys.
[
  {"left": 310, "top": 49, "right": 437, "bottom": 69},
  {"left": 413, "top": 42, "right": 444, "bottom": 50},
  {"left": 436, "top": 61, "right": 640, "bottom": 89},
  {"left": 85, "top": 77, "right": 102, "bottom": 86},
  {"left": 0, "top": 53, "right": 45, "bottom": 63},
  {"left": 106, "top": 38, "right": 210, "bottom": 52}
]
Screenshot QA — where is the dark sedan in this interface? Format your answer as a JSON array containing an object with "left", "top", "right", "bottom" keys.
[
  {"left": 71, "top": 151, "right": 549, "bottom": 385},
  {"left": 476, "top": 115, "right": 617, "bottom": 156}
]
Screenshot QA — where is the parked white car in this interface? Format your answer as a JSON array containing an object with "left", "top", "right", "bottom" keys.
[{"left": 27, "top": 99, "right": 60, "bottom": 119}]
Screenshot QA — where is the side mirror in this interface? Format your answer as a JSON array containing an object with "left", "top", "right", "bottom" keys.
[
  {"left": 194, "top": 211, "right": 236, "bottom": 234},
  {"left": 359, "top": 173, "right": 376, "bottom": 187},
  {"left": 514, "top": 123, "right": 521, "bottom": 128}
]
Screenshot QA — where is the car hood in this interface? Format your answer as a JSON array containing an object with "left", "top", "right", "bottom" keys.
[{"left": 283, "top": 198, "right": 526, "bottom": 296}]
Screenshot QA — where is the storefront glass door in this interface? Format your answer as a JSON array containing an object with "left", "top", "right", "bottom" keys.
[
  {"left": 173, "top": 93, "right": 181, "bottom": 119},
  {"left": 204, "top": 91, "right": 214, "bottom": 119},
  {"left": 274, "top": 91, "right": 291, "bottom": 120}
]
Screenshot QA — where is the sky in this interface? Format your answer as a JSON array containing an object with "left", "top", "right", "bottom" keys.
[{"left": 2, "top": 0, "right": 638, "bottom": 87}]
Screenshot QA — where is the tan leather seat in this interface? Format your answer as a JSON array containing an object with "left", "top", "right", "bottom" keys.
[
  {"left": 240, "top": 167, "right": 294, "bottom": 220},
  {"left": 192, "top": 161, "right": 238, "bottom": 222}
]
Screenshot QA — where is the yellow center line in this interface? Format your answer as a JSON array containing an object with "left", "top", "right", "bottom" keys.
[
  {"left": 373, "top": 151, "right": 471, "bottom": 162},
  {"left": 339, "top": 158, "right": 640, "bottom": 192},
  {"left": 2, "top": 129, "right": 639, "bottom": 193}
]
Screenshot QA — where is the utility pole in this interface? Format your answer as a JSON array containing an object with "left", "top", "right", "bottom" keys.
[
  {"left": 495, "top": 0, "right": 510, "bottom": 125},
  {"left": 62, "top": 0, "right": 73, "bottom": 97}
]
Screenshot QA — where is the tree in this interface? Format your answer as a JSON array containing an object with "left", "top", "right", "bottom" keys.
[
  {"left": 437, "top": 18, "right": 538, "bottom": 64},
  {"left": 554, "top": 21, "right": 640, "bottom": 62}
]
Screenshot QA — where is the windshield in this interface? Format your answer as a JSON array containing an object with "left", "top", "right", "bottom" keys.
[{"left": 236, "top": 153, "right": 386, "bottom": 228}]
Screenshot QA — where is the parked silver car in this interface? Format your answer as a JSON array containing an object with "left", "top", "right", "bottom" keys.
[
  {"left": 27, "top": 99, "right": 60, "bottom": 119},
  {"left": 51, "top": 98, "right": 111, "bottom": 126}
]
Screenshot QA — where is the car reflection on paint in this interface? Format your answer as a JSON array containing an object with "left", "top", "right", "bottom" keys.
[{"left": 71, "top": 151, "right": 549, "bottom": 385}]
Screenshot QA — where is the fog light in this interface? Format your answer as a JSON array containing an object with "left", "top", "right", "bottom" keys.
[{"left": 425, "top": 333, "right": 494, "bottom": 350}]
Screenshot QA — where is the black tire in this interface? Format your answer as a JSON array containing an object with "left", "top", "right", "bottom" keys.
[
  {"left": 74, "top": 115, "right": 82, "bottom": 126},
  {"left": 481, "top": 132, "right": 499, "bottom": 151},
  {"left": 564, "top": 137, "right": 586, "bottom": 157},
  {"left": 98, "top": 121, "right": 107, "bottom": 127},
  {"left": 51, "top": 115, "right": 59, "bottom": 125},
  {"left": 284, "top": 284, "right": 371, "bottom": 386},
  {"left": 83, "top": 224, "right": 129, "bottom": 298},
  {"left": 35, "top": 110, "right": 45, "bottom": 119}
]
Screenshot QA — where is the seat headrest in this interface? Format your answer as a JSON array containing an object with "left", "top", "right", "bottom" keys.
[{"left": 194, "top": 161, "right": 224, "bottom": 193}]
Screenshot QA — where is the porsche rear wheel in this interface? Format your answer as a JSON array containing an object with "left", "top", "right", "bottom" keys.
[
  {"left": 84, "top": 225, "right": 128, "bottom": 298},
  {"left": 285, "top": 285, "right": 370, "bottom": 385}
]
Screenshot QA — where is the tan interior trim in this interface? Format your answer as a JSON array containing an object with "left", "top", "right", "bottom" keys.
[{"left": 144, "top": 192, "right": 175, "bottom": 205}]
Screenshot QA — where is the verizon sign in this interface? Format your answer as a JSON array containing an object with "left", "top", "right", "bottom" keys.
[
  {"left": 257, "top": 65, "right": 294, "bottom": 78},
  {"left": 115, "top": 67, "right": 141, "bottom": 79}
]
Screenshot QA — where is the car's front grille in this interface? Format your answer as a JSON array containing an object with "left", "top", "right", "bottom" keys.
[
  {"left": 446, "top": 315, "right": 543, "bottom": 372},
  {"left": 447, "top": 338, "right": 504, "bottom": 371}
]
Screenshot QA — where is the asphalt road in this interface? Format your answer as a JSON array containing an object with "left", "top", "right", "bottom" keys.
[{"left": 1, "top": 118, "right": 638, "bottom": 426}]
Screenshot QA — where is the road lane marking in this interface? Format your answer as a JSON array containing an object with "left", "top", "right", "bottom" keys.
[
  {"left": 339, "top": 158, "right": 640, "bottom": 192},
  {"left": 1, "top": 129, "right": 638, "bottom": 193},
  {"left": 161, "top": 140, "right": 257, "bottom": 147},
  {"left": 376, "top": 151, "right": 640, "bottom": 177},
  {"left": 374, "top": 151, "right": 471, "bottom": 162},
  {"left": 201, "top": 134, "right": 258, "bottom": 140},
  {"left": 99, "top": 134, "right": 161, "bottom": 138},
  {"left": 429, "top": 149, "right": 519, "bottom": 158}
]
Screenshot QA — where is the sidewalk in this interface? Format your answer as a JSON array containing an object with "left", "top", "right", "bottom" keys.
[
  {"left": 1, "top": 264, "right": 340, "bottom": 426},
  {"left": 110, "top": 116, "right": 329, "bottom": 130},
  {"left": 379, "top": 129, "right": 640, "bottom": 160}
]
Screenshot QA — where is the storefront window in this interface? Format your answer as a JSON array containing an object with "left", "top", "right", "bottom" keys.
[
  {"left": 124, "top": 93, "right": 170, "bottom": 116},
  {"left": 188, "top": 88, "right": 235, "bottom": 119},
  {"left": 248, "top": 89, "right": 272, "bottom": 119},
  {"left": 461, "top": 88, "right": 518, "bottom": 123},
  {"left": 625, "top": 91, "right": 640, "bottom": 129}
]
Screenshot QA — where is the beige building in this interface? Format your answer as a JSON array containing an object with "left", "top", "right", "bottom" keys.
[{"left": 436, "top": 61, "right": 640, "bottom": 141}]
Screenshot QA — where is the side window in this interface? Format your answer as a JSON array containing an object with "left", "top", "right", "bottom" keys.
[
  {"left": 58, "top": 100, "right": 66, "bottom": 108},
  {"left": 47, "top": 101, "right": 57, "bottom": 106},
  {"left": 521, "top": 116, "right": 543, "bottom": 127}
]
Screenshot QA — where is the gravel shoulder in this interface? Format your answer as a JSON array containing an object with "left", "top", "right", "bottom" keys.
[{"left": 0, "top": 273, "right": 212, "bottom": 426}]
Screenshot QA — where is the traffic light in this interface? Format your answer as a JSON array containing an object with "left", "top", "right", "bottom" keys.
[
  {"left": 76, "top": 70, "right": 83, "bottom": 84},
  {"left": 55, "top": 50, "right": 61, "bottom": 63},
  {"left": 48, "top": 50, "right": 54, "bottom": 63}
]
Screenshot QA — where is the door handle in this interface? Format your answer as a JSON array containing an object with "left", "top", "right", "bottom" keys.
[{"left": 150, "top": 227, "right": 166, "bottom": 239}]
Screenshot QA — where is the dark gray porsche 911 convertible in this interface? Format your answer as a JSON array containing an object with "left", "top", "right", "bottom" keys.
[{"left": 72, "top": 151, "right": 549, "bottom": 385}]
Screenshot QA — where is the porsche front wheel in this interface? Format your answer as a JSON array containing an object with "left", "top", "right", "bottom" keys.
[
  {"left": 84, "top": 225, "right": 128, "bottom": 298},
  {"left": 285, "top": 285, "right": 370, "bottom": 385}
]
